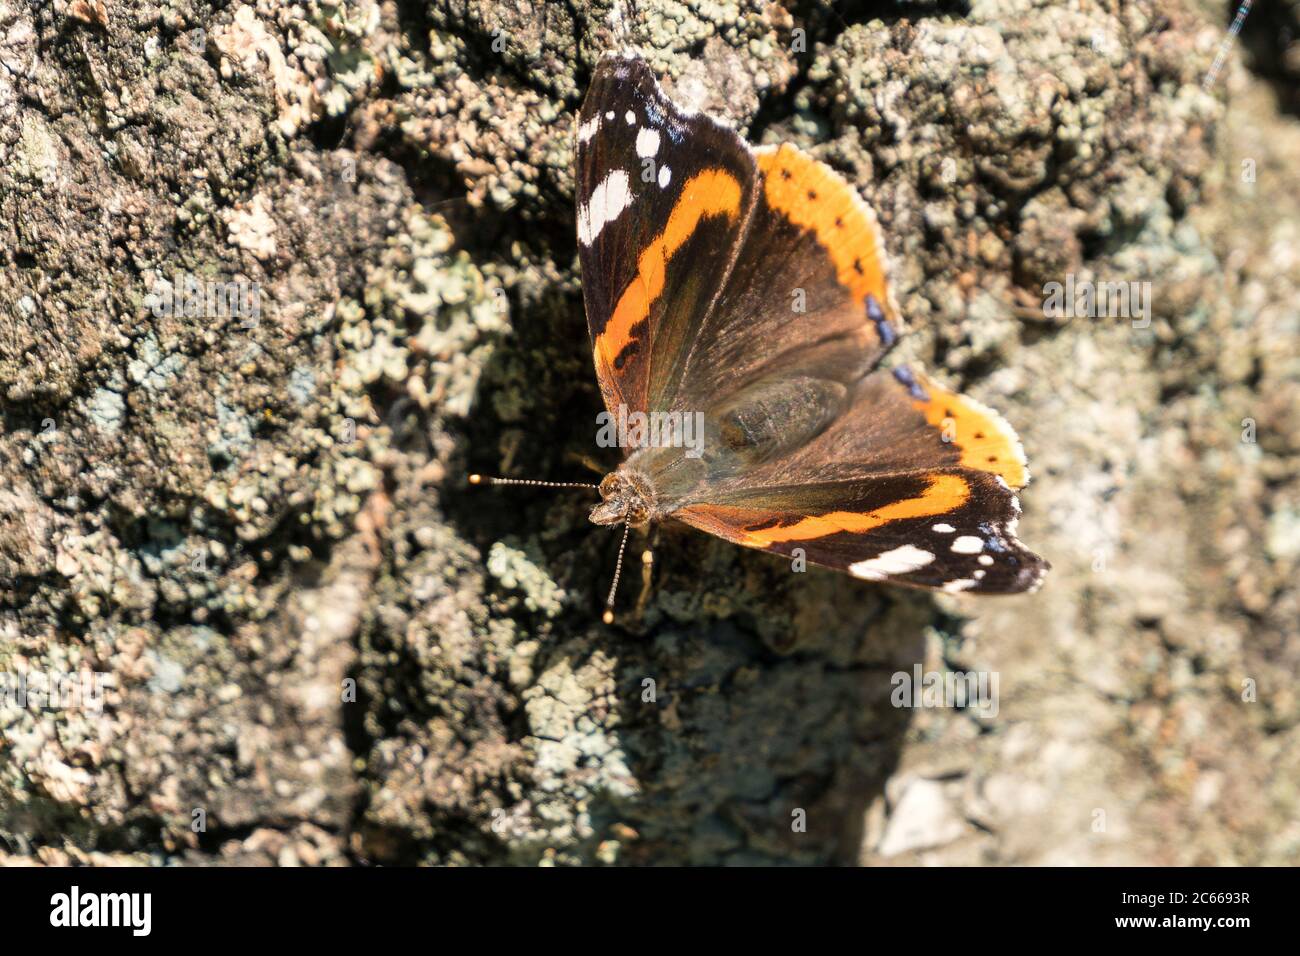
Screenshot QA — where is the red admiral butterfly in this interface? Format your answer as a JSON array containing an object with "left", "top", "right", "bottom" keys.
[{"left": 474, "top": 51, "right": 1048, "bottom": 620}]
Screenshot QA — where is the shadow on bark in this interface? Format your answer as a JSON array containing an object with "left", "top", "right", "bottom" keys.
[{"left": 444, "top": 312, "right": 926, "bottom": 864}]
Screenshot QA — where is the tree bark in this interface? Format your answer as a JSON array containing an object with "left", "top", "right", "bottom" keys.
[{"left": 1, "top": 0, "right": 1296, "bottom": 865}]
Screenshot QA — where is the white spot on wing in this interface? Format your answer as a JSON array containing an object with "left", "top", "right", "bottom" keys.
[
  {"left": 932, "top": 523, "right": 955, "bottom": 534},
  {"left": 577, "top": 170, "right": 633, "bottom": 246},
  {"left": 943, "top": 578, "right": 978, "bottom": 593},
  {"left": 624, "top": 110, "right": 636, "bottom": 124},
  {"left": 635, "top": 127, "right": 661, "bottom": 158},
  {"left": 605, "top": 110, "right": 615, "bottom": 120},
  {"left": 577, "top": 116, "right": 600, "bottom": 143},
  {"left": 978, "top": 554, "right": 994, "bottom": 566},
  {"left": 658, "top": 164, "right": 671, "bottom": 188},
  {"left": 849, "top": 545, "right": 934, "bottom": 581},
  {"left": 951, "top": 535, "right": 983, "bottom": 554}
]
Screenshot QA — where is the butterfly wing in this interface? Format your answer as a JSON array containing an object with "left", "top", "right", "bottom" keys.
[
  {"left": 575, "top": 53, "right": 758, "bottom": 417},
  {"left": 671, "top": 368, "right": 1049, "bottom": 594},
  {"left": 665, "top": 141, "right": 900, "bottom": 415},
  {"left": 576, "top": 54, "right": 898, "bottom": 419}
]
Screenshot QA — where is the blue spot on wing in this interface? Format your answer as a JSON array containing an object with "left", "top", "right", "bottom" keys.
[
  {"left": 892, "top": 364, "right": 929, "bottom": 401},
  {"left": 866, "top": 294, "right": 895, "bottom": 348}
]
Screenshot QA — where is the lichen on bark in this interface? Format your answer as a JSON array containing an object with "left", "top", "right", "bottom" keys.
[{"left": 0, "top": 0, "right": 1296, "bottom": 865}]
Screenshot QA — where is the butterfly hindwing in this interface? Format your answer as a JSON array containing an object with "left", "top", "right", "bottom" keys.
[
  {"left": 675, "top": 470, "right": 1044, "bottom": 594},
  {"left": 668, "top": 368, "right": 1048, "bottom": 594}
]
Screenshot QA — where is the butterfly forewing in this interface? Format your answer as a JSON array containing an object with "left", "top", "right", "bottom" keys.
[
  {"left": 667, "top": 142, "right": 901, "bottom": 415},
  {"left": 575, "top": 53, "right": 757, "bottom": 417}
]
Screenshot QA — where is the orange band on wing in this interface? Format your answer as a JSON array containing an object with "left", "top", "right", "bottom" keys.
[
  {"left": 679, "top": 473, "right": 971, "bottom": 548},
  {"left": 755, "top": 144, "right": 888, "bottom": 309},
  {"left": 594, "top": 169, "right": 743, "bottom": 374},
  {"left": 912, "top": 374, "right": 1029, "bottom": 490}
]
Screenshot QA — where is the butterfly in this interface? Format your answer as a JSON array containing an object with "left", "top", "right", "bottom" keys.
[{"left": 473, "top": 51, "right": 1048, "bottom": 620}]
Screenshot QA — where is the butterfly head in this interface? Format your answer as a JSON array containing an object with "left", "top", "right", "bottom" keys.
[{"left": 590, "top": 471, "right": 653, "bottom": 528}]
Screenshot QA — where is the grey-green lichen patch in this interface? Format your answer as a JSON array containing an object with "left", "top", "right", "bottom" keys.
[
  {"left": 513, "top": 643, "right": 637, "bottom": 856},
  {"left": 127, "top": 334, "right": 187, "bottom": 392},
  {"left": 319, "top": 0, "right": 383, "bottom": 117},
  {"left": 353, "top": 210, "right": 507, "bottom": 416},
  {"left": 11, "top": 113, "right": 59, "bottom": 185},
  {"left": 55, "top": 528, "right": 157, "bottom": 620},
  {"left": 85, "top": 388, "right": 127, "bottom": 437},
  {"left": 209, "top": 390, "right": 256, "bottom": 463},
  {"left": 486, "top": 540, "right": 565, "bottom": 618},
  {"left": 145, "top": 649, "right": 186, "bottom": 695},
  {"left": 287, "top": 365, "right": 317, "bottom": 406},
  {"left": 135, "top": 519, "right": 186, "bottom": 576}
]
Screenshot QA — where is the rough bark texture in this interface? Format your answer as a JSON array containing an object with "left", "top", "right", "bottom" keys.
[{"left": 1, "top": 0, "right": 1297, "bottom": 865}]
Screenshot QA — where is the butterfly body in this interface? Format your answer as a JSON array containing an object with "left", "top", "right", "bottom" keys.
[
  {"left": 592, "top": 372, "right": 859, "bottom": 527},
  {"left": 571, "top": 51, "right": 1049, "bottom": 596}
]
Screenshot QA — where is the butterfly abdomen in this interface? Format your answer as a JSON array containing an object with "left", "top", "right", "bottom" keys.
[{"left": 713, "top": 376, "right": 847, "bottom": 465}]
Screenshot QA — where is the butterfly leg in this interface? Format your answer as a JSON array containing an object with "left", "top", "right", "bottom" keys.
[
  {"left": 634, "top": 525, "right": 659, "bottom": 619},
  {"left": 566, "top": 451, "right": 608, "bottom": 476}
]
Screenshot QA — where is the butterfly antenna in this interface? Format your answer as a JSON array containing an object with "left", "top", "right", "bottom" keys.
[
  {"left": 602, "top": 522, "right": 631, "bottom": 624},
  {"left": 468, "top": 474, "right": 599, "bottom": 491}
]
